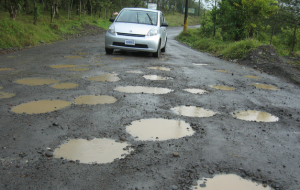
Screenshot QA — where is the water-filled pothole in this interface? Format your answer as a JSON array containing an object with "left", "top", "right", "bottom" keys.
[
  {"left": 0, "top": 68, "right": 14, "bottom": 71},
  {"left": 15, "top": 78, "right": 59, "bottom": 86},
  {"left": 193, "top": 63, "right": 209, "bottom": 66},
  {"left": 147, "top": 67, "right": 171, "bottom": 71},
  {"left": 88, "top": 74, "right": 120, "bottom": 82},
  {"left": 252, "top": 84, "right": 279, "bottom": 90},
  {"left": 244, "top": 75, "right": 261, "bottom": 79},
  {"left": 210, "top": 85, "right": 235, "bottom": 91},
  {"left": 143, "top": 75, "right": 172, "bottom": 80},
  {"left": 171, "top": 106, "right": 217, "bottom": 118},
  {"left": 54, "top": 138, "right": 132, "bottom": 164},
  {"left": 67, "top": 68, "right": 89, "bottom": 71},
  {"left": 0, "top": 92, "right": 16, "bottom": 99},
  {"left": 65, "top": 56, "right": 83, "bottom": 59},
  {"left": 50, "top": 64, "right": 85, "bottom": 69},
  {"left": 74, "top": 95, "right": 117, "bottom": 105},
  {"left": 11, "top": 100, "right": 72, "bottom": 114},
  {"left": 216, "top": 70, "right": 231, "bottom": 73},
  {"left": 52, "top": 83, "right": 78, "bottom": 89},
  {"left": 112, "top": 57, "right": 125, "bottom": 60},
  {"left": 195, "top": 174, "right": 272, "bottom": 190},
  {"left": 126, "top": 118, "right": 194, "bottom": 141},
  {"left": 232, "top": 110, "right": 279, "bottom": 122},
  {"left": 114, "top": 86, "right": 173, "bottom": 94},
  {"left": 184, "top": 88, "right": 208, "bottom": 94},
  {"left": 126, "top": 70, "right": 143, "bottom": 74}
]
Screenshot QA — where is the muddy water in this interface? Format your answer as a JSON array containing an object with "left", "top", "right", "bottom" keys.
[
  {"left": 232, "top": 110, "right": 279, "bottom": 122},
  {"left": 88, "top": 74, "right": 120, "bottom": 82},
  {"left": 0, "top": 68, "right": 14, "bottom": 71},
  {"left": 126, "top": 118, "right": 194, "bottom": 141},
  {"left": 114, "top": 86, "right": 173, "bottom": 94},
  {"left": 210, "top": 85, "right": 235, "bottom": 91},
  {"left": 244, "top": 75, "right": 261, "bottom": 79},
  {"left": 15, "top": 78, "right": 59, "bottom": 86},
  {"left": 50, "top": 64, "right": 88, "bottom": 69},
  {"left": 126, "top": 70, "right": 143, "bottom": 74},
  {"left": 52, "top": 83, "right": 78, "bottom": 89},
  {"left": 0, "top": 92, "right": 16, "bottom": 99},
  {"left": 67, "top": 68, "right": 90, "bottom": 71},
  {"left": 11, "top": 100, "right": 72, "bottom": 114},
  {"left": 54, "top": 138, "right": 132, "bottom": 164},
  {"left": 147, "top": 67, "right": 171, "bottom": 71},
  {"left": 184, "top": 88, "right": 208, "bottom": 94},
  {"left": 65, "top": 56, "right": 83, "bottom": 59},
  {"left": 171, "top": 106, "right": 217, "bottom": 118},
  {"left": 196, "top": 174, "right": 272, "bottom": 190},
  {"left": 216, "top": 70, "right": 231, "bottom": 73},
  {"left": 74, "top": 95, "right": 117, "bottom": 105},
  {"left": 252, "top": 83, "right": 279, "bottom": 90},
  {"left": 143, "top": 75, "right": 172, "bottom": 80}
]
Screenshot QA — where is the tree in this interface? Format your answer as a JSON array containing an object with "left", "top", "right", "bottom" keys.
[{"left": 8, "top": 0, "right": 22, "bottom": 20}]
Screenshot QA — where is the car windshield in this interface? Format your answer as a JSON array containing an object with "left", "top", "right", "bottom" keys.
[{"left": 115, "top": 10, "right": 158, "bottom": 25}]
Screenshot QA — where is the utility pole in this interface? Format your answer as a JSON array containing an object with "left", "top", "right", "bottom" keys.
[{"left": 183, "top": 0, "right": 189, "bottom": 31}]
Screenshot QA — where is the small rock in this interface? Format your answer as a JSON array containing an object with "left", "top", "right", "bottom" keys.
[
  {"left": 173, "top": 152, "right": 179, "bottom": 157},
  {"left": 171, "top": 185, "right": 178, "bottom": 189},
  {"left": 192, "top": 180, "right": 198, "bottom": 186},
  {"left": 120, "top": 137, "right": 126, "bottom": 141},
  {"left": 45, "top": 151, "right": 54, "bottom": 157},
  {"left": 53, "top": 123, "right": 59, "bottom": 126},
  {"left": 200, "top": 183, "right": 206, "bottom": 187}
]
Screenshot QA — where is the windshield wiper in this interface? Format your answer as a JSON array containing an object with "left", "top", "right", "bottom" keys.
[{"left": 146, "top": 13, "right": 153, "bottom": 25}]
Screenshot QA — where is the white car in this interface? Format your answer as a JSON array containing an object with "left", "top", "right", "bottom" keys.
[{"left": 105, "top": 8, "right": 168, "bottom": 58}]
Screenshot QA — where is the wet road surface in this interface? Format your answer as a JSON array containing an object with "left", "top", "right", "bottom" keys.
[{"left": 0, "top": 26, "right": 299, "bottom": 190}]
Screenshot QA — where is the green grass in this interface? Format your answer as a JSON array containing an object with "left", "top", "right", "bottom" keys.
[{"left": 164, "top": 12, "right": 201, "bottom": 27}]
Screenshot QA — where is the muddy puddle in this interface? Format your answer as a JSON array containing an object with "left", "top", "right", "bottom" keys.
[
  {"left": 171, "top": 106, "right": 217, "bottom": 118},
  {"left": 0, "top": 92, "right": 16, "bottom": 99},
  {"left": 195, "top": 174, "right": 272, "bottom": 190},
  {"left": 112, "top": 57, "right": 125, "bottom": 60},
  {"left": 143, "top": 75, "right": 172, "bottom": 80},
  {"left": 65, "top": 56, "right": 83, "bottom": 59},
  {"left": 15, "top": 78, "right": 59, "bottom": 86},
  {"left": 0, "top": 68, "right": 14, "bottom": 71},
  {"left": 67, "top": 68, "right": 89, "bottom": 71},
  {"left": 114, "top": 86, "right": 173, "bottom": 94},
  {"left": 147, "top": 67, "right": 171, "bottom": 71},
  {"left": 244, "top": 75, "right": 261, "bottom": 79},
  {"left": 74, "top": 95, "right": 117, "bottom": 105},
  {"left": 54, "top": 138, "right": 132, "bottom": 164},
  {"left": 232, "top": 110, "right": 279, "bottom": 122},
  {"left": 252, "top": 84, "right": 279, "bottom": 90},
  {"left": 216, "top": 70, "right": 231, "bottom": 73},
  {"left": 184, "top": 88, "right": 208, "bottom": 95},
  {"left": 50, "top": 64, "right": 88, "bottom": 69},
  {"left": 209, "top": 85, "right": 235, "bottom": 91},
  {"left": 126, "top": 118, "right": 194, "bottom": 141},
  {"left": 126, "top": 70, "right": 143, "bottom": 74},
  {"left": 88, "top": 74, "right": 120, "bottom": 82},
  {"left": 11, "top": 100, "right": 72, "bottom": 114},
  {"left": 52, "top": 83, "right": 78, "bottom": 89}
]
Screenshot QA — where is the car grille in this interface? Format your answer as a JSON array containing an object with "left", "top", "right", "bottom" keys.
[
  {"left": 117, "top": 33, "right": 146, "bottom": 37},
  {"left": 113, "top": 42, "right": 148, "bottom": 48}
]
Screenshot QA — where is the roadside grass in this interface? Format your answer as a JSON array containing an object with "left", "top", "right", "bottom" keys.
[{"left": 164, "top": 12, "right": 201, "bottom": 27}]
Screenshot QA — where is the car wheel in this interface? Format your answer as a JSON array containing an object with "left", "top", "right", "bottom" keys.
[
  {"left": 161, "top": 39, "right": 167, "bottom": 53},
  {"left": 105, "top": 48, "right": 114, "bottom": 55},
  {"left": 153, "top": 41, "right": 161, "bottom": 58}
]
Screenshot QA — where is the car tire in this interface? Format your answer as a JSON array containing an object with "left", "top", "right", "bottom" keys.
[
  {"left": 105, "top": 48, "right": 114, "bottom": 55},
  {"left": 161, "top": 39, "right": 167, "bottom": 53},
  {"left": 153, "top": 41, "right": 161, "bottom": 58}
]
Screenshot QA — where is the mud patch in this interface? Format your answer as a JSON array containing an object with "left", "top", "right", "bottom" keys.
[
  {"left": 74, "top": 95, "right": 117, "bottom": 105},
  {"left": 216, "top": 70, "right": 231, "bottom": 73},
  {"left": 252, "top": 83, "right": 279, "bottom": 90},
  {"left": 147, "top": 67, "right": 171, "bottom": 71},
  {"left": 67, "top": 68, "right": 90, "bottom": 71},
  {"left": 114, "top": 86, "right": 173, "bottom": 94},
  {"left": 210, "top": 85, "right": 235, "bottom": 91},
  {"left": 171, "top": 106, "right": 216, "bottom": 118},
  {"left": 54, "top": 138, "right": 132, "bottom": 164},
  {"left": 88, "top": 74, "right": 120, "bottom": 82},
  {"left": 0, "top": 92, "right": 16, "bottom": 99},
  {"left": 52, "top": 83, "right": 78, "bottom": 89},
  {"left": 0, "top": 68, "right": 14, "bottom": 71},
  {"left": 244, "top": 75, "right": 261, "bottom": 79},
  {"left": 126, "top": 70, "right": 143, "bottom": 74},
  {"left": 184, "top": 88, "right": 208, "bottom": 94},
  {"left": 11, "top": 100, "right": 71, "bottom": 114},
  {"left": 143, "top": 75, "right": 172, "bottom": 80},
  {"left": 15, "top": 78, "right": 59, "bottom": 86},
  {"left": 232, "top": 110, "right": 279, "bottom": 122},
  {"left": 126, "top": 118, "right": 194, "bottom": 141},
  {"left": 65, "top": 56, "right": 83, "bottom": 59}
]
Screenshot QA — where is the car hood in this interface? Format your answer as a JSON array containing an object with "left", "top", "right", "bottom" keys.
[{"left": 114, "top": 23, "right": 157, "bottom": 35}]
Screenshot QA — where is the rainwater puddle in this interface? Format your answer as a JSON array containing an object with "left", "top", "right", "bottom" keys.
[
  {"left": 114, "top": 86, "right": 173, "bottom": 94},
  {"left": 65, "top": 56, "right": 83, "bottom": 59},
  {"left": 147, "top": 67, "right": 171, "bottom": 71},
  {"left": 11, "top": 100, "right": 71, "bottom": 114},
  {"left": 232, "top": 110, "right": 279, "bottom": 122},
  {"left": 209, "top": 85, "right": 235, "bottom": 91},
  {"left": 50, "top": 64, "right": 87, "bottom": 69},
  {"left": 252, "top": 84, "right": 279, "bottom": 90},
  {"left": 184, "top": 88, "right": 208, "bottom": 95},
  {"left": 127, "top": 118, "right": 194, "bottom": 141},
  {"left": 74, "top": 95, "right": 117, "bottom": 105},
  {"left": 67, "top": 68, "right": 89, "bottom": 71},
  {"left": 54, "top": 138, "right": 132, "bottom": 164},
  {"left": 0, "top": 68, "right": 14, "bottom": 71},
  {"left": 171, "top": 106, "right": 217, "bottom": 118},
  {"left": 244, "top": 75, "right": 261, "bottom": 79},
  {"left": 143, "top": 75, "right": 172, "bottom": 80},
  {"left": 112, "top": 57, "right": 125, "bottom": 60},
  {"left": 126, "top": 70, "right": 143, "bottom": 74},
  {"left": 216, "top": 70, "right": 231, "bottom": 73},
  {"left": 195, "top": 174, "right": 272, "bottom": 190},
  {"left": 0, "top": 92, "right": 16, "bottom": 99},
  {"left": 15, "top": 78, "right": 59, "bottom": 86},
  {"left": 52, "top": 83, "right": 78, "bottom": 89},
  {"left": 193, "top": 63, "right": 209, "bottom": 66},
  {"left": 88, "top": 74, "right": 120, "bottom": 82}
]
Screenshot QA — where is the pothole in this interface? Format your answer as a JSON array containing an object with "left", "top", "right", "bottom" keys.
[
  {"left": 209, "top": 85, "right": 235, "bottom": 91},
  {"left": 147, "top": 67, "right": 171, "bottom": 71},
  {"left": 171, "top": 106, "right": 217, "bottom": 118},
  {"left": 143, "top": 75, "right": 172, "bottom": 80},
  {"left": 112, "top": 57, "right": 125, "bottom": 60},
  {"left": 252, "top": 83, "right": 279, "bottom": 90},
  {"left": 126, "top": 118, "right": 194, "bottom": 141},
  {"left": 126, "top": 70, "right": 143, "bottom": 74},
  {"left": 65, "top": 56, "right": 83, "bottom": 59},
  {"left": 54, "top": 138, "right": 132, "bottom": 164},
  {"left": 52, "top": 83, "right": 78, "bottom": 89},
  {"left": 193, "top": 63, "right": 209, "bottom": 66},
  {"left": 11, "top": 100, "right": 72, "bottom": 114},
  {"left": 88, "top": 74, "right": 120, "bottom": 82},
  {"left": 215, "top": 70, "right": 231, "bottom": 73},
  {"left": 0, "top": 92, "right": 16, "bottom": 99},
  {"left": 74, "top": 95, "right": 117, "bottom": 105},
  {"left": 0, "top": 68, "right": 14, "bottom": 71},
  {"left": 50, "top": 64, "right": 89, "bottom": 69},
  {"left": 195, "top": 174, "right": 273, "bottom": 190},
  {"left": 114, "top": 86, "right": 173, "bottom": 94},
  {"left": 232, "top": 110, "right": 279, "bottom": 122},
  {"left": 67, "top": 68, "right": 89, "bottom": 71},
  {"left": 244, "top": 75, "right": 261, "bottom": 79},
  {"left": 15, "top": 78, "right": 60, "bottom": 86},
  {"left": 184, "top": 88, "right": 208, "bottom": 94}
]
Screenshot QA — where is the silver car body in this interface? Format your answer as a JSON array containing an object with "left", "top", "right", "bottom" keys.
[{"left": 105, "top": 8, "right": 167, "bottom": 54}]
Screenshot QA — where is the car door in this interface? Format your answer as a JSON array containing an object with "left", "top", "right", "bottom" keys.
[{"left": 160, "top": 12, "right": 167, "bottom": 48}]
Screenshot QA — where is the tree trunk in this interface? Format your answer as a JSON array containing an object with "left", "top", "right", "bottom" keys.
[
  {"left": 270, "top": 16, "right": 277, "bottom": 45},
  {"left": 33, "top": 1, "right": 37, "bottom": 25},
  {"left": 51, "top": 3, "right": 55, "bottom": 23},
  {"left": 291, "top": 23, "right": 297, "bottom": 52},
  {"left": 55, "top": 2, "right": 59, "bottom": 18},
  {"left": 8, "top": 1, "right": 17, "bottom": 20}
]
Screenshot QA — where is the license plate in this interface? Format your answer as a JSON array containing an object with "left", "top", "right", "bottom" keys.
[{"left": 125, "top": 39, "right": 135, "bottom": 45}]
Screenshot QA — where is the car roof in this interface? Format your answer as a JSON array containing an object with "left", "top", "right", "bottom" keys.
[{"left": 121, "top": 7, "right": 161, "bottom": 13}]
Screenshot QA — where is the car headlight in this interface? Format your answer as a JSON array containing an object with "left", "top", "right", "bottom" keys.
[
  {"left": 147, "top": 28, "right": 158, "bottom": 36},
  {"left": 108, "top": 24, "right": 115, "bottom": 35}
]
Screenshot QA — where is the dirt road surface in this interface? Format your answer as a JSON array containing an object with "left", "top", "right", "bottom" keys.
[{"left": 0, "top": 26, "right": 299, "bottom": 190}]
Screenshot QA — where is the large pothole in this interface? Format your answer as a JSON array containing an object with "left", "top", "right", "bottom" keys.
[
  {"left": 147, "top": 67, "right": 171, "bottom": 71},
  {"left": 252, "top": 84, "right": 279, "bottom": 90},
  {"left": 143, "top": 75, "right": 172, "bottom": 80},
  {"left": 0, "top": 92, "right": 16, "bottom": 99},
  {"left": 15, "top": 78, "right": 59, "bottom": 86},
  {"left": 209, "top": 85, "right": 235, "bottom": 91},
  {"left": 232, "top": 110, "right": 279, "bottom": 122},
  {"left": 52, "top": 83, "right": 78, "bottom": 89},
  {"left": 74, "top": 95, "right": 117, "bottom": 105},
  {"left": 114, "top": 86, "right": 173, "bottom": 94},
  {"left": 184, "top": 88, "right": 209, "bottom": 95}
]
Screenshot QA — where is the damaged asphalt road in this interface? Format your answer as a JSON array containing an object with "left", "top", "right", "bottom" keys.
[{"left": 0, "top": 26, "right": 299, "bottom": 190}]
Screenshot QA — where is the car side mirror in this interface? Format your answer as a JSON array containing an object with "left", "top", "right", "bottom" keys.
[
  {"left": 161, "top": 22, "right": 168, "bottom": 27},
  {"left": 109, "top": 17, "right": 115, "bottom": 22}
]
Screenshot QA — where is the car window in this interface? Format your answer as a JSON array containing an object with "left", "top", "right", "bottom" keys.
[{"left": 116, "top": 10, "right": 158, "bottom": 25}]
